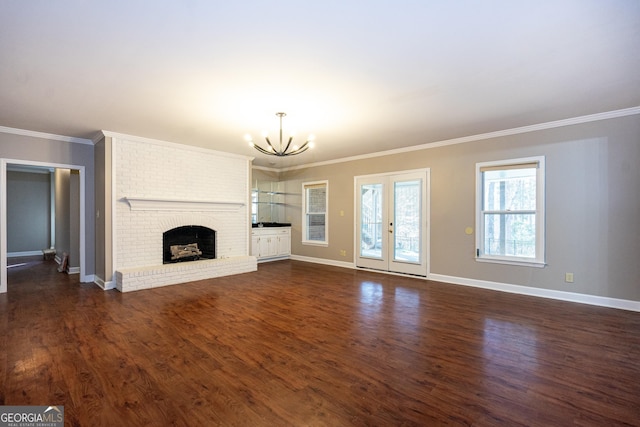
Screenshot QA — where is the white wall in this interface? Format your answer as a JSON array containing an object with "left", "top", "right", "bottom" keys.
[{"left": 112, "top": 135, "right": 255, "bottom": 291}]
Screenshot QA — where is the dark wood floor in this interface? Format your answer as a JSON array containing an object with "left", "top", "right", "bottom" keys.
[{"left": 1, "top": 257, "right": 639, "bottom": 426}]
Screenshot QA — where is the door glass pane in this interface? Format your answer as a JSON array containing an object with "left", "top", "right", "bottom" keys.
[
  {"left": 360, "top": 183, "right": 383, "bottom": 259},
  {"left": 393, "top": 180, "right": 420, "bottom": 263}
]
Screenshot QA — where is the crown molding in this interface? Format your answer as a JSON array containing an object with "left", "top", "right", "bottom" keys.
[
  {"left": 0, "top": 126, "right": 94, "bottom": 145},
  {"left": 251, "top": 164, "right": 281, "bottom": 173},
  {"left": 101, "top": 130, "right": 254, "bottom": 162},
  {"left": 277, "top": 106, "right": 640, "bottom": 172},
  {"left": 3, "top": 105, "right": 638, "bottom": 170}
]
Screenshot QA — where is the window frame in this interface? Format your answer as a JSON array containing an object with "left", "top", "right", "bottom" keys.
[
  {"left": 302, "top": 180, "right": 329, "bottom": 246},
  {"left": 475, "top": 156, "right": 545, "bottom": 267}
]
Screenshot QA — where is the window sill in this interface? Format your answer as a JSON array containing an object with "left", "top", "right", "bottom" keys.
[
  {"left": 476, "top": 256, "right": 546, "bottom": 268},
  {"left": 302, "top": 241, "right": 328, "bottom": 247}
]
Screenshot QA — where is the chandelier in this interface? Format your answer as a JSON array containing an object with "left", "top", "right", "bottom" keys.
[{"left": 244, "top": 112, "right": 315, "bottom": 156}]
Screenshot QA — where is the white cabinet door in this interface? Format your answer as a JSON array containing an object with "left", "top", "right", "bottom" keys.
[
  {"left": 277, "top": 230, "right": 291, "bottom": 256},
  {"left": 251, "top": 234, "right": 260, "bottom": 257},
  {"left": 266, "top": 236, "right": 279, "bottom": 257},
  {"left": 258, "top": 235, "right": 272, "bottom": 257},
  {"left": 252, "top": 227, "right": 291, "bottom": 260}
]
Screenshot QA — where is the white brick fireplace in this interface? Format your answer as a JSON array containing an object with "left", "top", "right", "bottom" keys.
[{"left": 112, "top": 134, "right": 256, "bottom": 292}]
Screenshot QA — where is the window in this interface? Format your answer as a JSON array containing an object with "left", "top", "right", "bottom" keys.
[
  {"left": 476, "top": 157, "right": 545, "bottom": 267},
  {"left": 302, "top": 181, "right": 328, "bottom": 245}
]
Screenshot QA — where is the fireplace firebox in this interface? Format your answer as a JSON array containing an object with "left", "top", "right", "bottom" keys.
[{"left": 163, "top": 226, "right": 215, "bottom": 264}]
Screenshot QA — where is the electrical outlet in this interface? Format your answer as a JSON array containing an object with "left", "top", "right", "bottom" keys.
[
  {"left": 565, "top": 272, "right": 574, "bottom": 283},
  {"left": 340, "top": 249, "right": 347, "bottom": 256}
]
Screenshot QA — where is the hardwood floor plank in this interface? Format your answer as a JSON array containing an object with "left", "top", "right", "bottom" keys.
[{"left": 2, "top": 258, "right": 639, "bottom": 426}]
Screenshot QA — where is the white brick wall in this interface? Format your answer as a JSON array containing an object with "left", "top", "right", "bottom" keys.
[{"left": 114, "top": 136, "right": 256, "bottom": 291}]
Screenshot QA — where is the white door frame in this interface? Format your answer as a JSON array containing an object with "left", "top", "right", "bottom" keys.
[
  {"left": 354, "top": 168, "right": 430, "bottom": 276},
  {"left": 1, "top": 158, "right": 87, "bottom": 293}
]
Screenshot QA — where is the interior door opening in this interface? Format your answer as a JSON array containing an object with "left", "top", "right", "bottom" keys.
[{"left": 1, "top": 159, "right": 86, "bottom": 294}]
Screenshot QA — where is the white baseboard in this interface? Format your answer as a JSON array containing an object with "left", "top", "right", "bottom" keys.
[
  {"left": 94, "top": 275, "right": 116, "bottom": 290},
  {"left": 290, "top": 254, "right": 354, "bottom": 270},
  {"left": 288, "top": 255, "right": 640, "bottom": 312},
  {"left": 428, "top": 273, "right": 640, "bottom": 313},
  {"left": 7, "top": 251, "right": 42, "bottom": 258},
  {"left": 257, "top": 255, "right": 290, "bottom": 263},
  {"left": 67, "top": 266, "right": 80, "bottom": 275}
]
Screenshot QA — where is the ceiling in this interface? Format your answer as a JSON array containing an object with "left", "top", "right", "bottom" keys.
[{"left": 1, "top": 1, "right": 639, "bottom": 167}]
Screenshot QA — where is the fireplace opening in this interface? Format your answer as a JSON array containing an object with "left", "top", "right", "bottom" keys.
[{"left": 163, "top": 226, "right": 215, "bottom": 264}]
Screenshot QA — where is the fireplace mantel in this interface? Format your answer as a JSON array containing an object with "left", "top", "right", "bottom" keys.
[{"left": 124, "top": 197, "right": 245, "bottom": 212}]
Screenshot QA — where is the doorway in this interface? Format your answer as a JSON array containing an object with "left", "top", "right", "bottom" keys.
[
  {"left": 1, "top": 159, "right": 87, "bottom": 293},
  {"left": 355, "top": 169, "right": 429, "bottom": 276}
]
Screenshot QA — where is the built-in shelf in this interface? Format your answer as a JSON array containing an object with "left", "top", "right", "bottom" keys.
[
  {"left": 251, "top": 180, "right": 301, "bottom": 223},
  {"left": 124, "top": 197, "right": 245, "bottom": 212}
]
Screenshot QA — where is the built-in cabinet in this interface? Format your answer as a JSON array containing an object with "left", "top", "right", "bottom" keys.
[{"left": 251, "top": 227, "right": 291, "bottom": 261}]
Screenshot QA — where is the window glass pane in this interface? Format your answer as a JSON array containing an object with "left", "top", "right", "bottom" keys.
[
  {"left": 360, "top": 183, "right": 382, "bottom": 258},
  {"left": 303, "top": 182, "right": 328, "bottom": 243},
  {"left": 307, "top": 187, "right": 326, "bottom": 213},
  {"left": 307, "top": 213, "right": 325, "bottom": 241},
  {"left": 483, "top": 213, "right": 536, "bottom": 257},
  {"left": 394, "top": 180, "right": 420, "bottom": 263},
  {"left": 483, "top": 168, "right": 536, "bottom": 211}
]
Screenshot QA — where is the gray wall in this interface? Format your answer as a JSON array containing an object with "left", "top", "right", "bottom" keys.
[
  {"left": 7, "top": 170, "right": 51, "bottom": 253},
  {"left": 279, "top": 114, "right": 640, "bottom": 301},
  {"left": 93, "top": 135, "right": 113, "bottom": 284},
  {"left": 0, "top": 132, "right": 95, "bottom": 277}
]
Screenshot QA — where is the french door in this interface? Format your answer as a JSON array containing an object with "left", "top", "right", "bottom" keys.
[{"left": 356, "top": 170, "right": 428, "bottom": 276}]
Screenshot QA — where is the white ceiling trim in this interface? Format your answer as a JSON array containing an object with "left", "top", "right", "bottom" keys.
[
  {"left": 278, "top": 106, "right": 640, "bottom": 172},
  {"left": 101, "top": 130, "right": 255, "bottom": 163},
  {"left": 2, "top": 107, "right": 638, "bottom": 173},
  {"left": 0, "top": 126, "right": 94, "bottom": 145}
]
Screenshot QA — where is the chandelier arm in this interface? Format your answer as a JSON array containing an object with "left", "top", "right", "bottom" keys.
[
  {"left": 252, "top": 144, "right": 276, "bottom": 155},
  {"left": 264, "top": 136, "right": 276, "bottom": 153},
  {"left": 282, "top": 136, "right": 294, "bottom": 154},
  {"left": 287, "top": 141, "right": 310, "bottom": 155},
  {"left": 289, "top": 146, "right": 309, "bottom": 155}
]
